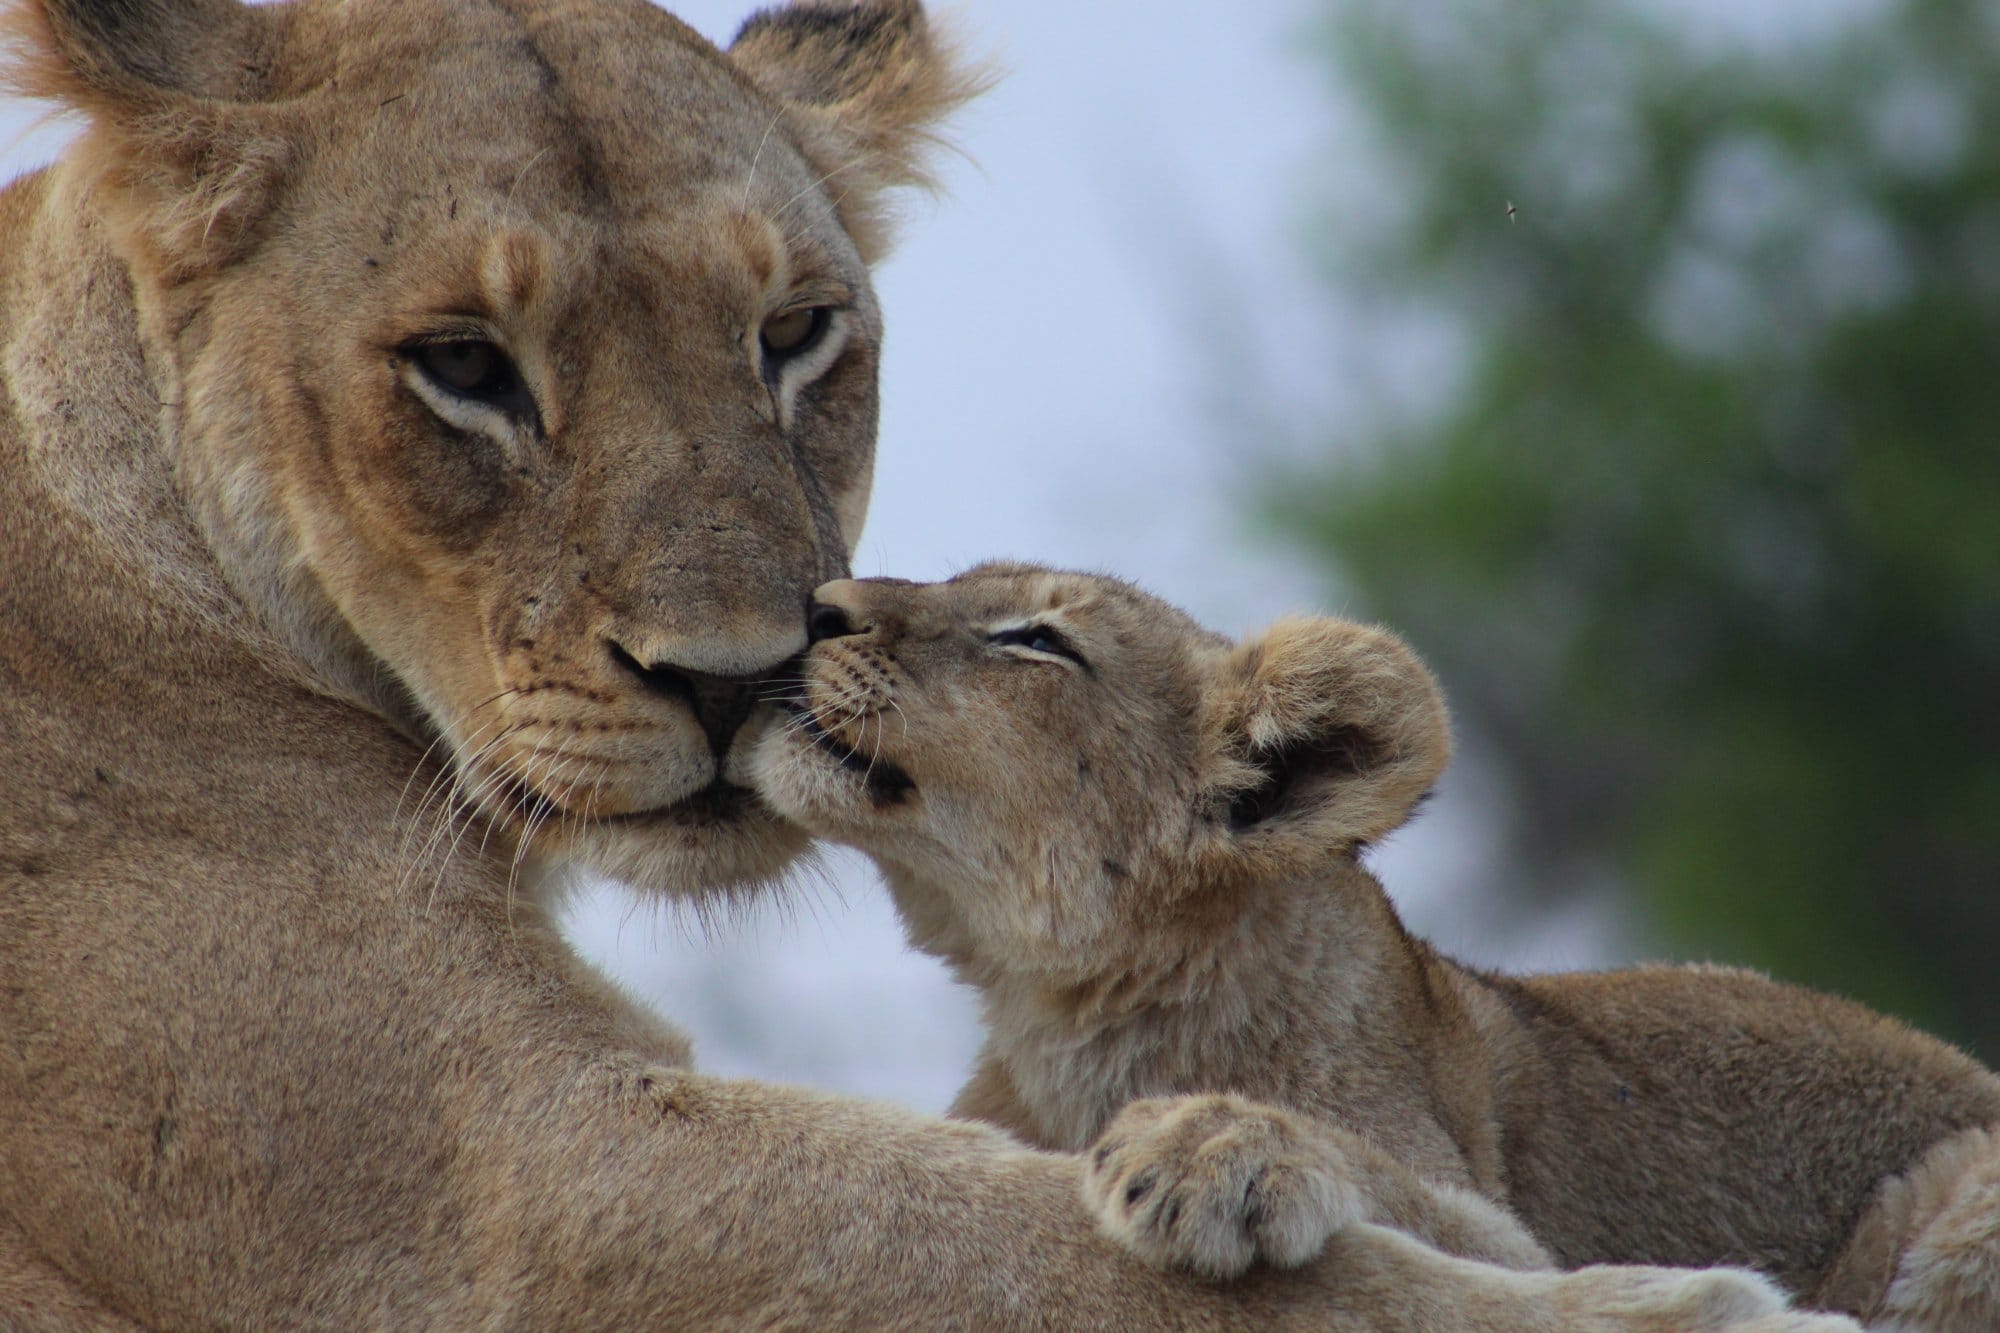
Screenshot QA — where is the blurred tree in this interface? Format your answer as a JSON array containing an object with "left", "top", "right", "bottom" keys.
[{"left": 1273, "top": 0, "right": 2000, "bottom": 1056}]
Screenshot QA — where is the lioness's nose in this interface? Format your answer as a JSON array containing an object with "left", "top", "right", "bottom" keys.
[{"left": 606, "top": 644, "right": 758, "bottom": 759}]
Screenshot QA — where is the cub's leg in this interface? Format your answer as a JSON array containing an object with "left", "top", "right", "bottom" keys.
[
  {"left": 1081, "top": 1093, "right": 1552, "bottom": 1278},
  {"left": 1815, "top": 1125, "right": 2000, "bottom": 1330}
]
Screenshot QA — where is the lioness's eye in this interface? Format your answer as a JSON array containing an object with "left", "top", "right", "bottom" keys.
[
  {"left": 989, "top": 624, "right": 1089, "bottom": 669},
  {"left": 413, "top": 340, "right": 518, "bottom": 400},
  {"left": 404, "top": 339, "right": 538, "bottom": 425},
  {"left": 760, "top": 306, "right": 831, "bottom": 360}
]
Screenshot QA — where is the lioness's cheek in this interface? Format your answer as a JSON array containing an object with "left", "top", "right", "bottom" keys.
[{"left": 355, "top": 411, "right": 517, "bottom": 542}]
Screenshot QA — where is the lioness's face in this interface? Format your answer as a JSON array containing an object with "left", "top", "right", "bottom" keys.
[
  {"left": 748, "top": 565, "right": 1235, "bottom": 957},
  {"left": 98, "top": 0, "right": 969, "bottom": 893}
]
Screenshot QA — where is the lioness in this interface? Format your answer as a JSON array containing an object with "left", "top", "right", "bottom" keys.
[
  {"left": 0, "top": 0, "right": 1649, "bottom": 1325},
  {"left": 750, "top": 565, "right": 2000, "bottom": 1329}
]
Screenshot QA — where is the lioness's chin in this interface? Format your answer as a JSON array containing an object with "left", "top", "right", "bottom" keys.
[
  {"left": 419, "top": 696, "right": 812, "bottom": 894},
  {"left": 543, "top": 790, "right": 810, "bottom": 896}
]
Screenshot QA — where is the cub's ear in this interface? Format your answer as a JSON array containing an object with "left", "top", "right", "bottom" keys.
[
  {"left": 1, "top": 0, "right": 292, "bottom": 279},
  {"left": 1209, "top": 616, "right": 1450, "bottom": 853},
  {"left": 729, "top": 0, "right": 988, "bottom": 261}
]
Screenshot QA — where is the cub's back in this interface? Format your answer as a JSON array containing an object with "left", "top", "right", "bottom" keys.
[{"left": 1481, "top": 964, "right": 2000, "bottom": 1292}]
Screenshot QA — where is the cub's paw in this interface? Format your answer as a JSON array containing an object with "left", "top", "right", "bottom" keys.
[{"left": 1081, "top": 1093, "right": 1364, "bottom": 1279}]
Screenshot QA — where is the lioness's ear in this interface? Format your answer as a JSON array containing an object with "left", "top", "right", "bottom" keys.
[
  {"left": 1209, "top": 617, "right": 1450, "bottom": 853},
  {"left": 5, "top": 0, "right": 277, "bottom": 105},
  {"left": 1, "top": 0, "right": 291, "bottom": 279},
  {"left": 729, "top": 0, "right": 987, "bottom": 261}
]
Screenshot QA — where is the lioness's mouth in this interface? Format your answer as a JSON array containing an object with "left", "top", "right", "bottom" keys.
[
  {"left": 464, "top": 754, "right": 762, "bottom": 831},
  {"left": 790, "top": 705, "right": 915, "bottom": 803},
  {"left": 589, "top": 778, "right": 758, "bottom": 826}
]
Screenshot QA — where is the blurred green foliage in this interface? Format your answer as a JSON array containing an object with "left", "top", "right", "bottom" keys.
[{"left": 1276, "top": 0, "right": 2000, "bottom": 1055}]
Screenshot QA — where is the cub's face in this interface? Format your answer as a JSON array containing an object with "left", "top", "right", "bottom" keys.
[
  {"left": 24, "top": 0, "right": 975, "bottom": 894},
  {"left": 749, "top": 564, "right": 1452, "bottom": 972}
]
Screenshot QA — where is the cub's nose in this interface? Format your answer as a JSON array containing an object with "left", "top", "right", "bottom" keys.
[
  {"left": 806, "top": 601, "right": 857, "bottom": 644},
  {"left": 807, "top": 578, "right": 871, "bottom": 642}
]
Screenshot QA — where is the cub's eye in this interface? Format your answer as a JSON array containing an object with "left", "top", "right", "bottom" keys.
[
  {"left": 760, "top": 306, "right": 831, "bottom": 361},
  {"left": 989, "top": 624, "right": 1089, "bottom": 669}
]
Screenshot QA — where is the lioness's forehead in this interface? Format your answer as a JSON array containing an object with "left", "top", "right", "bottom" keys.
[{"left": 297, "top": 0, "right": 796, "bottom": 212}]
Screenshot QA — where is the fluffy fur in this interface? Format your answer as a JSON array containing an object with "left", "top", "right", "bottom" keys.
[
  {"left": 751, "top": 564, "right": 2000, "bottom": 1329},
  {"left": 0, "top": 1, "right": 1493, "bottom": 1326}
]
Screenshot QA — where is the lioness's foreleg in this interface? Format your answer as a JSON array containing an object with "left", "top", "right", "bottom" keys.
[
  {"left": 459, "top": 1057, "right": 1439, "bottom": 1328},
  {"left": 478, "top": 1063, "right": 1838, "bottom": 1330}
]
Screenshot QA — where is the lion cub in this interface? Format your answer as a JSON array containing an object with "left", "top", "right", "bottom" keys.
[{"left": 750, "top": 564, "right": 2000, "bottom": 1327}]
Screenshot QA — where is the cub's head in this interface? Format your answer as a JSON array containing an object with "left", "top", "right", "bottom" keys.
[
  {"left": 748, "top": 564, "right": 1451, "bottom": 972},
  {"left": 3, "top": 0, "right": 978, "bottom": 892}
]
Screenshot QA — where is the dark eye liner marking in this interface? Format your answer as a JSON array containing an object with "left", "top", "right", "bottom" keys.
[
  {"left": 988, "top": 624, "right": 1091, "bottom": 672},
  {"left": 403, "top": 339, "right": 539, "bottom": 427},
  {"left": 760, "top": 306, "right": 834, "bottom": 372}
]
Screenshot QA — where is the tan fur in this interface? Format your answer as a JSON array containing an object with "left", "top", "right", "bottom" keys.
[
  {"left": 0, "top": 1, "right": 1557, "bottom": 1326},
  {"left": 752, "top": 565, "right": 2000, "bottom": 1329}
]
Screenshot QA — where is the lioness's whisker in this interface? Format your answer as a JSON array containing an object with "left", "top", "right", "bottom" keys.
[
  {"left": 493, "top": 752, "right": 556, "bottom": 928},
  {"left": 431, "top": 733, "right": 570, "bottom": 917},
  {"left": 414, "top": 757, "right": 498, "bottom": 910},
  {"left": 405, "top": 722, "right": 520, "bottom": 906},
  {"left": 398, "top": 707, "right": 515, "bottom": 870},
  {"left": 739, "top": 106, "right": 788, "bottom": 213},
  {"left": 404, "top": 720, "right": 508, "bottom": 857},
  {"left": 397, "top": 684, "right": 523, "bottom": 822},
  {"left": 504, "top": 746, "right": 587, "bottom": 933}
]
